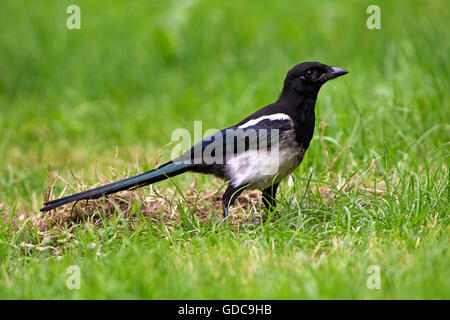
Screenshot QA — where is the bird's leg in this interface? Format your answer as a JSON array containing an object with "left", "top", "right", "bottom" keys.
[
  {"left": 262, "top": 183, "right": 279, "bottom": 212},
  {"left": 222, "top": 184, "right": 245, "bottom": 222}
]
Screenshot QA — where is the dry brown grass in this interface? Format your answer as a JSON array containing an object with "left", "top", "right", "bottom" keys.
[{"left": 30, "top": 187, "right": 263, "bottom": 231}]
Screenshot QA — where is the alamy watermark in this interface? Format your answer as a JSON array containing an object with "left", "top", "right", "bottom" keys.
[
  {"left": 366, "top": 5, "right": 381, "bottom": 29},
  {"left": 66, "top": 5, "right": 380, "bottom": 31},
  {"left": 66, "top": 265, "right": 81, "bottom": 289},
  {"left": 66, "top": 5, "right": 81, "bottom": 30},
  {"left": 366, "top": 265, "right": 381, "bottom": 290}
]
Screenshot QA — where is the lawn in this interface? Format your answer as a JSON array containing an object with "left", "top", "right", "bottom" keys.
[{"left": 0, "top": 0, "right": 448, "bottom": 299}]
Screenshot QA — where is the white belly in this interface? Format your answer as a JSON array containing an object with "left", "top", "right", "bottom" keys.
[{"left": 225, "top": 131, "right": 305, "bottom": 189}]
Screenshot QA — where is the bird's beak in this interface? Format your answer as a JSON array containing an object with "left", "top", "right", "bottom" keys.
[{"left": 320, "top": 66, "right": 349, "bottom": 82}]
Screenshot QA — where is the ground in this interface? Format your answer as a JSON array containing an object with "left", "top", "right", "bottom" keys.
[{"left": 0, "top": 0, "right": 448, "bottom": 299}]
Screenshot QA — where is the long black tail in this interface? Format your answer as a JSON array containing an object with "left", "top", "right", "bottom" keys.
[{"left": 40, "top": 161, "right": 191, "bottom": 212}]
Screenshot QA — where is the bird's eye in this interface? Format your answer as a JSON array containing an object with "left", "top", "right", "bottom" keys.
[{"left": 299, "top": 69, "right": 315, "bottom": 81}]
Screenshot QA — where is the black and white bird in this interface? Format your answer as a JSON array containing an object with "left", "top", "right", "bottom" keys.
[{"left": 41, "top": 61, "right": 348, "bottom": 219}]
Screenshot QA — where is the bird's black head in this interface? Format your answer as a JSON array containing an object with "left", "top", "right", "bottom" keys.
[{"left": 282, "top": 61, "right": 348, "bottom": 96}]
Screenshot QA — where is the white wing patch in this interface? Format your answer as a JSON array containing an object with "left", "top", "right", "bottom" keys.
[{"left": 238, "top": 113, "right": 293, "bottom": 129}]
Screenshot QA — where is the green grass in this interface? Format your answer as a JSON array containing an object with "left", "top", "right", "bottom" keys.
[{"left": 0, "top": 0, "right": 448, "bottom": 299}]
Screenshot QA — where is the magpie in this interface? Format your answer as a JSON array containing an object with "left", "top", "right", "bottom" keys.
[{"left": 40, "top": 61, "right": 348, "bottom": 219}]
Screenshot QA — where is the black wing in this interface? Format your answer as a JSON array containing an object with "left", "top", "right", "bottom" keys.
[{"left": 173, "top": 118, "right": 295, "bottom": 175}]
